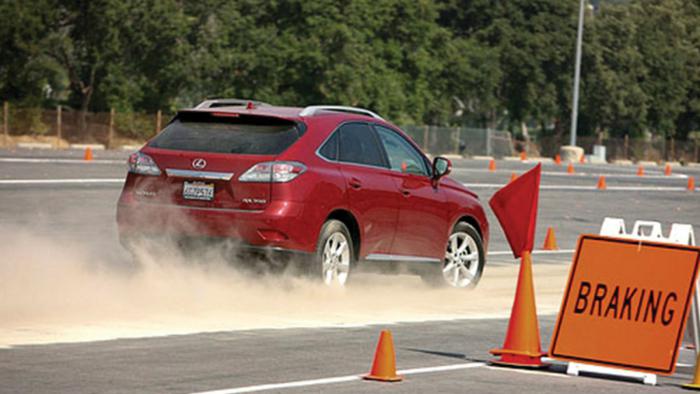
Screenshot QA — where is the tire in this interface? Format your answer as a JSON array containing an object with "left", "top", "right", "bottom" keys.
[
  {"left": 315, "top": 219, "right": 354, "bottom": 286},
  {"left": 422, "top": 222, "right": 485, "bottom": 289}
]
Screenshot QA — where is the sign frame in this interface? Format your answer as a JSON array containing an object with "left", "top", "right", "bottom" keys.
[{"left": 549, "top": 234, "right": 700, "bottom": 375}]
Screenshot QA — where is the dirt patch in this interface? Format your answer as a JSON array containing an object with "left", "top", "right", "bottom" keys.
[
  {"left": 1, "top": 135, "right": 70, "bottom": 148},
  {"left": 0, "top": 227, "right": 570, "bottom": 347}
]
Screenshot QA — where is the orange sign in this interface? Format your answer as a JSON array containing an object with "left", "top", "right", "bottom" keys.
[{"left": 549, "top": 234, "right": 700, "bottom": 375}]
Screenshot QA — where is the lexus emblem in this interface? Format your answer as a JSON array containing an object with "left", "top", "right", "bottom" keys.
[{"left": 192, "top": 158, "right": 207, "bottom": 170}]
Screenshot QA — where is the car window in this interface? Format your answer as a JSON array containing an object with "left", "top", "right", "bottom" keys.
[
  {"left": 338, "top": 123, "right": 386, "bottom": 167},
  {"left": 318, "top": 131, "right": 338, "bottom": 160},
  {"left": 375, "top": 125, "right": 429, "bottom": 176},
  {"left": 149, "top": 113, "right": 299, "bottom": 155}
]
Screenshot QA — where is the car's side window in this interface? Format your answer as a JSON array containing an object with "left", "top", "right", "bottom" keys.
[
  {"left": 338, "top": 123, "right": 386, "bottom": 168},
  {"left": 374, "top": 125, "right": 429, "bottom": 176},
  {"left": 318, "top": 131, "right": 338, "bottom": 161}
]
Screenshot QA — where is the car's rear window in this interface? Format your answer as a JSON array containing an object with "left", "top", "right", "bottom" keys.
[{"left": 149, "top": 112, "right": 301, "bottom": 155}]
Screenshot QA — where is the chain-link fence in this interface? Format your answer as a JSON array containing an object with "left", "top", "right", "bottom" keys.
[
  {"left": 536, "top": 134, "right": 700, "bottom": 163},
  {"left": 401, "top": 125, "right": 514, "bottom": 158},
  {"left": 0, "top": 103, "right": 171, "bottom": 148},
  {"left": 1, "top": 102, "right": 698, "bottom": 163}
]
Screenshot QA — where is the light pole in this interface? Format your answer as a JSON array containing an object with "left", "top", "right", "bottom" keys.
[{"left": 570, "top": 0, "right": 586, "bottom": 147}]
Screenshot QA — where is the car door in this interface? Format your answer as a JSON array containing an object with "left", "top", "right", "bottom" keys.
[
  {"left": 374, "top": 124, "right": 450, "bottom": 259},
  {"left": 334, "top": 122, "right": 400, "bottom": 256}
]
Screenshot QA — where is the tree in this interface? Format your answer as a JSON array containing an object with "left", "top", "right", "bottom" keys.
[
  {"left": 578, "top": 2, "right": 649, "bottom": 137},
  {"left": 0, "top": 0, "right": 62, "bottom": 106},
  {"left": 439, "top": 0, "right": 579, "bottom": 134}
]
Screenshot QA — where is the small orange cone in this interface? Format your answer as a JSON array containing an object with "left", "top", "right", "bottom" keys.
[
  {"left": 489, "top": 159, "right": 496, "bottom": 172},
  {"left": 579, "top": 154, "right": 586, "bottom": 164},
  {"left": 490, "top": 251, "right": 547, "bottom": 368},
  {"left": 637, "top": 165, "right": 644, "bottom": 177},
  {"left": 554, "top": 154, "right": 561, "bottom": 165},
  {"left": 683, "top": 352, "right": 700, "bottom": 390},
  {"left": 520, "top": 151, "right": 527, "bottom": 161},
  {"left": 664, "top": 163, "right": 672, "bottom": 176},
  {"left": 364, "top": 330, "right": 403, "bottom": 382},
  {"left": 542, "top": 227, "right": 558, "bottom": 250},
  {"left": 689, "top": 177, "right": 696, "bottom": 192},
  {"left": 596, "top": 175, "right": 607, "bottom": 190},
  {"left": 510, "top": 172, "right": 518, "bottom": 182},
  {"left": 567, "top": 162, "right": 575, "bottom": 174},
  {"left": 83, "top": 147, "right": 93, "bottom": 161}
]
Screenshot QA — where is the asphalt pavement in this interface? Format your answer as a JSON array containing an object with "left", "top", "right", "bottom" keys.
[{"left": 1, "top": 148, "right": 699, "bottom": 393}]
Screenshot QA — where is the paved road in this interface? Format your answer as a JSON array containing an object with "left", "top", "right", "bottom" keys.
[
  {"left": 1, "top": 318, "right": 698, "bottom": 393},
  {"left": 1, "top": 148, "right": 699, "bottom": 393}
]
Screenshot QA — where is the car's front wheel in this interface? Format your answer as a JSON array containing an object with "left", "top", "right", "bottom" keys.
[
  {"left": 315, "top": 220, "right": 354, "bottom": 286},
  {"left": 423, "top": 222, "right": 484, "bottom": 289}
]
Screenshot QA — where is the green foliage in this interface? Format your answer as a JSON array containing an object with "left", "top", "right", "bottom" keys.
[
  {"left": 0, "top": 0, "right": 63, "bottom": 106},
  {"left": 0, "top": 0, "right": 699, "bottom": 138},
  {"left": 580, "top": 0, "right": 700, "bottom": 138}
]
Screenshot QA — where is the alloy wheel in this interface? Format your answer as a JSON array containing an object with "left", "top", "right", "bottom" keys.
[
  {"left": 321, "top": 232, "right": 350, "bottom": 286},
  {"left": 442, "top": 231, "right": 480, "bottom": 288}
]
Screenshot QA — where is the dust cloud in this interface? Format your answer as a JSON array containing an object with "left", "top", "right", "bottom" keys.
[{"left": 0, "top": 225, "right": 568, "bottom": 348}]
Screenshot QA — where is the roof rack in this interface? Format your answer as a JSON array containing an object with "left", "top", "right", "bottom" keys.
[
  {"left": 299, "top": 105, "right": 383, "bottom": 120},
  {"left": 195, "top": 98, "right": 271, "bottom": 109}
]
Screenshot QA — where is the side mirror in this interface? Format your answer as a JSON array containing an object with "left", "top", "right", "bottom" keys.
[{"left": 432, "top": 157, "right": 451, "bottom": 180}]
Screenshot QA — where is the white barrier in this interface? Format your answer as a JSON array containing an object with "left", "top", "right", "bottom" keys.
[{"left": 566, "top": 217, "right": 696, "bottom": 385}]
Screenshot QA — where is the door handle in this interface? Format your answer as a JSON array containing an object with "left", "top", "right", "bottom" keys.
[
  {"left": 400, "top": 189, "right": 411, "bottom": 197},
  {"left": 349, "top": 178, "right": 362, "bottom": 189}
]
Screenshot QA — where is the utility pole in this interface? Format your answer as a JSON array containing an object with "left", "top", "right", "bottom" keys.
[
  {"left": 56, "top": 105, "right": 62, "bottom": 148},
  {"left": 2, "top": 101, "right": 8, "bottom": 147},
  {"left": 570, "top": 0, "right": 586, "bottom": 147}
]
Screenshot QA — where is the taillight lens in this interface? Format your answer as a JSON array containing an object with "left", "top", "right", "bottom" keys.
[
  {"left": 127, "top": 152, "right": 161, "bottom": 176},
  {"left": 239, "top": 161, "right": 306, "bottom": 183}
]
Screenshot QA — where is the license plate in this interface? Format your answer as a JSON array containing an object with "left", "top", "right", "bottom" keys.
[{"left": 183, "top": 181, "right": 214, "bottom": 201}]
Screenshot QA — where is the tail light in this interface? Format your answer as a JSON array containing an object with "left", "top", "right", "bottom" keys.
[
  {"left": 239, "top": 161, "right": 306, "bottom": 183},
  {"left": 127, "top": 152, "right": 161, "bottom": 176}
]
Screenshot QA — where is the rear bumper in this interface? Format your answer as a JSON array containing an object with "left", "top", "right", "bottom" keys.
[{"left": 116, "top": 199, "right": 317, "bottom": 253}]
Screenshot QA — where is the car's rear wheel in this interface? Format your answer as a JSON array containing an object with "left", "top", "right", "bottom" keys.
[
  {"left": 315, "top": 220, "right": 354, "bottom": 286},
  {"left": 423, "top": 222, "right": 484, "bottom": 289}
]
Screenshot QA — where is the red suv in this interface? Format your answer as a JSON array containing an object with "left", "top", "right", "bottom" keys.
[{"left": 117, "top": 100, "right": 489, "bottom": 288}]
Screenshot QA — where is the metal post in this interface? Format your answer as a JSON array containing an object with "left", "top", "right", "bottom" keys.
[
  {"left": 454, "top": 127, "right": 461, "bottom": 155},
  {"left": 3, "top": 101, "right": 8, "bottom": 147},
  {"left": 155, "top": 110, "right": 162, "bottom": 136},
  {"left": 107, "top": 108, "right": 115, "bottom": 149},
  {"left": 486, "top": 128, "right": 493, "bottom": 157},
  {"left": 670, "top": 137, "right": 675, "bottom": 162},
  {"left": 692, "top": 287, "right": 700, "bottom": 354},
  {"left": 423, "top": 125, "right": 429, "bottom": 152},
  {"left": 569, "top": 0, "right": 586, "bottom": 147},
  {"left": 624, "top": 134, "right": 629, "bottom": 160},
  {"left": 56, "top": 105, "right": 62, "bottom": 148}
]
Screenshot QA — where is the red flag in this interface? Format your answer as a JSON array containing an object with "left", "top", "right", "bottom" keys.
[{"left": 489, "top": 163, "right": 541, "bottom": 258}]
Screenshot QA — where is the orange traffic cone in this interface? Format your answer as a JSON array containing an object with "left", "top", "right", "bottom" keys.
[
  {"left": 596, "top": 175, "right": 607, "bottom": 190},
  {"left": 542, "top": 227, "right": 558, "bottom": 250},
  {"left": 490, "top": 251, "right": 547, "bottom": 368},
  {"left": 579, "top": 154, "right": 586, "bottom": 164},
  {"left": 664, "top": 163, "right": 672, "bottom": 176},
  {"left": 83, "top": 147, "right": 93, "bottom": 161},
  {"left": 637, "top": 165, "right": 644, "bottom": 177},
  {"left": 689, "top": 177, "right": 696, "bottom": 192},
  {"left": 520, "top": 151, "right": 527, "bottom": 161},
  {"left": 510, "top": 172, "right": 518, "bottom": 182},
  {"left": 554, "top": 154, "right": 561, "bottom": 165},
  {"left": 489, "top": 159, "right": 496, "bottom": 172},
  {"left": 567, "top": 163, "right": 575, "bottom": 174},
  {"left": 364, "top": 330, "right": 403, "bottom": 382},
  {"left": 683, "top": 352, "right": 700, "bottom": 390}
]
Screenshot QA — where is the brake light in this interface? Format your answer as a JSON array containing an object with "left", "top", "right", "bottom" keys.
[
  {"left": 212, "top": 112, "right": 240, "bottom": 118},
  {"left": 239, "top": 161, "right": 306, "bottom": 183},
  {"left": 127, "top": 152, "right": 161, "bottom": 176}
]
